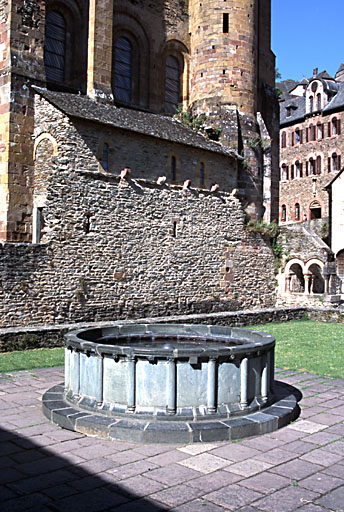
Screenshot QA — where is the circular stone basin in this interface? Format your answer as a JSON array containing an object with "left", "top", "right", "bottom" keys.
[{"left": 42, "top": 324, "right": 300, "bottom": 443}]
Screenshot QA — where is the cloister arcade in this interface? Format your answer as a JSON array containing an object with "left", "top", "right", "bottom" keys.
[{"left": 283, "top": 257, "right": 331, "bottom": 296}]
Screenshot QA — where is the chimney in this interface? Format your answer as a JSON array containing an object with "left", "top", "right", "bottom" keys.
[{"left": 313, "top": 67, "right": 318, "bottom": 77}]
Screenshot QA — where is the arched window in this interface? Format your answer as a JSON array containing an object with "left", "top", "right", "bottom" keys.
[
  {"left": 44, "top": 11, "right": 66, "bottom": 82},
  {"left": 310, "top": 200, "right": 322, "bottom": 219},
  {"left": 199, "top": 162, "right": 205, "bottom": 187},
  {"left": 170, "top": 155, "right": 176, "bottom": 181},
  {"left": 281, "top": 204, "right": 287, "bottom": 222},
  {"left": 281, "top": 132, "right": 287, "bottom": 148},
  {"left": 290, "top": 164, "right": 294, "bottom": 180},
  {"left": 317, "top": 93, "right": 321, "bottom": 111},
  {"left": 165, "top": 56, "right": 181, "bottom": 113},
  {"left": 309, "top": 158, "right": 315, "bottom": 175},
  {"left": 332, "top": 117, "right": 338, "bottom": 135},
  {"left": 309, "top": 124, "right": 315, "bottom": 141},
  {"left": 113, "top": 37, "right": 132, "bottom": 103},
  {"left": 295, "top": 128, "right": 300, "bottom": 144},
  {"left": 316, "top": 155, "right": 321, "bottom": 175},
  {"left": 281, "top": 164, "right": 288, "bottom": 181},
  {"left": 337, "top": 250, "right": 344, "bottom": 276},
  {"left": 309, "top": 96, "right": 314, "bottom": 113},
  {"left": 332, "top": 152, "right": 340, "bottom": 171},
  {"left": 295, "top": 203, "right": 300, "bottom": 221},
  {"left": 295, "top": 161, "right": 301, "bottom": 178},
  {"left": 317, "top": 122, "right": 323, "bottom": 140},
  {"left": 101, "top": 143, "right": 109, "bottom": 171}
]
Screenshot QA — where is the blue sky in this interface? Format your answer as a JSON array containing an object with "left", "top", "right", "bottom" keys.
[{"left": 272, "top": 0, "right": 344, "bottom": 82}]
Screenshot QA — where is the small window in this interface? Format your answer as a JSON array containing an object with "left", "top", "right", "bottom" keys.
[
  {"left": 317, "top": 93, "right": 321, "bottom": 110},
  {"left": 171, "top": 155, "right": 176, "bottom": 181},
  {"left": 113, "top": 37, "right": 132, "bottom": 103},
  {"left": 309, "top": 158, "right": 315, "bottom": 176},
  {"left": 281, "top": 132, "right": 287, "bottom": 148},
  {"left": 101, "top": 143, "right": 109, "bottom": 171},
  {"left": 310, "top": 200, "right": 322, "bottom": 220},
  {"left": 286, "top": 107, "right": 291, "bottom": 118},
  {"left": 317, "top": 123, "right": 323, "bottom": 140},
  {"left": 281, "top": 204, "right": 287, "bottom": 222},
  {"left": 290, "top": 164, "right": 294, "bottom": 180},
  {"left": 295, "top": 129, "right": 300, "bottom": 144},
  {"left": 295, "top": 161, "right": 301, "bottom": 178},
  {"left": 309, "top": 124, "right": 315, "bottom": 141},
  {"left": 223, "top": 13, "right": 229, "bottom": 33},
  {"left": 309, "top": 96, "right": 314, "bottom": 113},
  {"left": 295, "top": 203, "right": 300, "bottom": 221},
  {"left": 316, "top": 155, "right": 321, "bottom": 175},
  {"left": 44, "top": 11, "right": 66, "bottom": 82},
  {"left": 33, "top": 207, "right": 45, "bottom": 243},
  {"left": 199, "top": 162, "right": 205, "bottom": 186},
  {"left": 281, "top": 164, "right": 288, "bottom": 181},
  {"left": 332, "top": 117, "right": 338, "bottom": 136},
  {"left": 332, "top": 153, "right": 338, "bottom": 171}
]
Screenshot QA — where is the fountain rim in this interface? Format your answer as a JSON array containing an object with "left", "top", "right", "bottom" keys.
[{"left": 64, "top": 323, "right": 275, "bottom": 359}]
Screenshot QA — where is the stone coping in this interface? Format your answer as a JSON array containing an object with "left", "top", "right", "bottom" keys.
[
  {"left": 66, "top": 323, "right": 275, "bottom": 359},
  {"left": 42, "top": 381, "right": 300, "bottom": 444}
]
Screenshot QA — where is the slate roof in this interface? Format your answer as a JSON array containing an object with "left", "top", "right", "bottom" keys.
[
  {"left": 280, "top": 95, "right": 305, "bottom": 124},
  {"left": 277, "top": 80, "right": 299, "bottom": 102},
  {"left": 33, "top": 87, "right": 240, "bottom": 159}
]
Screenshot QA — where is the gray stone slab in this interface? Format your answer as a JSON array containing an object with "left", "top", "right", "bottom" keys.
[{"left": 315, "top": 485, "right": 344, "bottom": 511}]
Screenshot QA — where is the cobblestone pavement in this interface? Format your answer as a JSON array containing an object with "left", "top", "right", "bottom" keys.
[{"left": 1, "top": 367, "right": 344, "bottom": 511}]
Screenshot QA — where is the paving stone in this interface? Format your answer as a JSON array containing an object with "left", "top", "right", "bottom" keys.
[
  {"left": 325, "top": 440, "right": 344, "bottom": 456},
  {"left": 251, "top": 485, "right": 320, "bottom": 512},
  {"left": 225, "top": 458, "right": 272, "bottom": 477},
  {"left": 299, "top": 472, "right": 344, "bottom": 493},
  {"left": 282, "top": 440, "right": 315, "bottom": 454},
  {"left": 48, "top": 487, "right": 129, "bottom": 512},
  {"left": 306, "top": 413, "right": 343, "bottom": 426},
  {"left": 319, "top": 398, "right": 344, "bottom": 408},
  {"left": 148, "top": 450, "right": 190, "bottom": 467},
  {"left": 300, "top": 448, "right": 343, "bottom": 466},
  {"left": 133, "top": 444, "right": 174, "bottom": 456},
  {"left": 115, "top": 496, "right": 169, "bottom": 511},
  {"left": 106, "top": 449, "right": 147, "bottom": 465},
  {"left": 171, "top": 498, "right": 225, "bottom": 511},
  {"left": 150, "top": 483, "right": 204, "bottom": 507},
  {"left": 269, "top": 459, "right": 323, "bottom": 480},
  {"left": 268, "top": 427, "right": 305, "bottom": 442},
  {"left": 76, "top": 457, "right": 117, "bottom": 474},
  {"left": 315, "top": 485, "right": 344, "bottom": 511},
  {"left": 178, "top": 453, "right": 231, "bottom": 474},
  {"left": 1, "top": 492, "right": 50, "bottom": 512},
  {"left": 42, "top": 483, "right": 77, "bottom": 499},
  {"left": 303, "top": 431, "right": 342, "bottom": 445},
  {"left": 107, "top": 460, "right": 160, "bottom": 481},
  {"left": 204, "top": 484, "right": 263, "bottom": 510},
  {"left": 71, "top": 443, "right": 115, "bottom": 460},
  {"left": 178, "top": 443, "right": 219, "bottom": 455},
  {"left": 115, "top": 474, "right": 167, "bottom": 497},
  {"left": 329, "top": 405, "right": 344, "bottom": 416},
  {"left": 255, "top": 448, "right": 298, "bottom": 465},
  {"left": 186, "top": 469, "right": 243, "bottom": 492},
  {"left": 210, "top": 443, "right": 261, "bottom": 462},
  {"left": 322, "top": 463, "right": 344, "bottom": 479},
  {"left": 326, "top": 423, "right": 344, "bottom": 435},
  {"left": 144, "top": 463, "right": 200, "bottom": 485},
  {"left": 237, "top": 471, "right": 290, "bottom": 494},
  {"left": 288, "top": 420, "right": 328, "bottom": 434},
  {"left": 296, "top": 505, "right": 329, "bottom": 512},
  {"left": 242, "top": 436, "right": 284, "bottom": 451}
]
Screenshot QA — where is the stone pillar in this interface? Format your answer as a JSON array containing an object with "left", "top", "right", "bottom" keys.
[
  {"left": 240, "top": 357, "right": 249, "bottom": 408},
  {"left": 127, "top": 356, "right": 136, "bottom": 412},
  {"left": 207, "top": 357, "right": 217, "bottom": 413},
  {"left": 167, "top": 358, "right": 176, "bottom": 414},
  {"left": 304, "top": 274, "right": 311, "bottom": 295},
  {"left": 324, "top": 275, "right": 330, "bottom": 294},
  {"left": 87, "top": 0, "right": 114, "bottom": 101},
  {"left": 285, "top": 273, "right": 292, "bottom": 293}
]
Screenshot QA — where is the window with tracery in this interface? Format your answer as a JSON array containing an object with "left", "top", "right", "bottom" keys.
[
  {"left": 165, "top": 56, "right": 181, "bottom": 114},
  {"left": 113, "top": 37, "right": 132, "bottom": 103},
  {"left": 45, "top": 11, "right": 66, "bottom": 82}
]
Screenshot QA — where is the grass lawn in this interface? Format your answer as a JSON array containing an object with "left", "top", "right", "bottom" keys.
[
  {"left": 245, "top": 320, "right": 344, "bottom": 379},
  {"left": 0, "top": 320, "right": 343, "bottom": 378}
]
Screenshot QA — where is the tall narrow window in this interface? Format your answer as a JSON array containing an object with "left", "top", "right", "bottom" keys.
[
  {"left": 171, "top": 155, "right": 176, "bottom": 181},
  {"left": 317, "top": 122, "right": 323, "bottom": 140},
  {"left": 102, "top": 143, "right": 109, "bottom": 171},
  {"left": 295, "top": 203, "right": 300, "bottom": 221},
  {"left": 281, "top": 164, "right": 288, "bottom": 181},
  {"left": 114, "top": 37, "right": 132, "bottom": 103},
  {"left": 295, "top": 128, "right": 300, "bottom": 144},
  {"left": 199, "top": 162, "right": 205, "bottom": 186},
  {"left": 309, "top": 158, "right": 315, "bottom": 175},
  {"left": 332, "top": 117, "right": 338, "bottom": 136},
  {"left": 281, "top": 132, "right": 287, "bottom": 148},
  {"left": 309, "top": 96, "right": 314, "bottom": 113},
  {"left": 316, "top": 155, "right": 321, "bottom": 175},
  {"left": 317, "top": 93, "right": 321, "bottom": 110},
  {"left": 165, "top": 56, "right": 181, "bottom": 114},
  {"left": 44, "top": 11, "right": 66, "bottom": 82},
  {"left": 281, "top": 204, "right": 287, "bottom": 222},
  {"left": 223, "top": 13, "right": 229, "bottom": 33},
  {"left": 332, "top": 153, "right": 338, "bottom": 171}
]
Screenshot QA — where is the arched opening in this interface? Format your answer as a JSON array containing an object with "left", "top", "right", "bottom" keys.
[
  {"left": 165, "top": 56, "right": 181, "bottom": 114},
  {"left": 113, "top": 37, "right": 133, "bottom": 103},
  {"left": 290, "top": 263, "right": 305, "bottom": 293},
  {"left": 309, "top": 96, "right": 314, "bottom": 113},
  {"left": 308, "top": 264, "right": 325, "bottom": 293},
  {"left": 44, "top": 11, "right": 66, "bottom": 82},
  {"left": 295, "top": 203, "right": 300, "bottom": 221},
  {"left": 281, "top": 204, "right": 287, "bottom": 222},
  {"left": 332, "top": 117, "right": 338, "bottom": 136},
  {"left": 281, "top": 132, "right": 286, "bottom": 148},
  {"left": 281, "top": 164, "right": 288, "bottom": 181},
  {"left": 309, "top": 158, "right": 315, "bottom": 175},
  {"left": 309, "top": 199, "right": 322, "bottom": 220},
  {"left": 317, "top": 93, "right": 321, "bottom": 111},
  {"left": 316, "top": 155, "right": 321, "bottom": 175},
  {"left": 337, "top": 250, "right": 344, "bottom": 277}
]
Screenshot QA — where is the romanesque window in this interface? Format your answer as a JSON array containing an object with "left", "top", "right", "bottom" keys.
[
  {"left": 295, "top": 128, "right": 301, "bottom": 144},
  {"left": 199, "top": 162, "right": 205, "bottom": 187},
  {"left": 113, "top": 37, "right": 132, "bottom": 103},
  {"left": 332, "top": 152, "right": 341, "bottom": 171},
  {"left": 290, "top": 165, "right": 294, "bottom": 180},
  {"left": 309, "top": 124, "right": 315, "bottom": 141},
  {"left": 170, "top": 155, "right": 176, "bottom": 181},
  {"left": 281, "top": 204, "right": 287, "bottom": 222},
  {"left": 281, "top": 132, "right": 287, "bottom": 148},
  {"left": 101, "top": 143, "right": 109, "bottom": 171},
  {"left": 44, "top": 11, "right": 66, "bottom": 82},
  {"left": 331, "top": 117, "right": 341, "bottom": 136},
  {"left": 309, "top": 158, "right": 315, "bottom": 175},
  {"left": 337, "top": 250, "right": 344, "bottom": 276},
  {"left": 317, "top": 122, "right": 323, "bottom": 140},
  {"left": 295, "top": 203, "right": 300, "bottom": 221},
  {"left": 316, "top": 155, "right": 321, "bottom": 175},
  {"left": 317, "top": 93, "right": 321, "bottom": 111},
  {"left": 295, "top": 161, "right": 301, "bottom": 178},
  {"left": 309, "top": 96, "right": 314, "bottom": 113},
  {"left": 310, "top": 200, "right": 322, "bottom": 219},
  {"left": 165, "top": 56, "right": 181, "bottom": 114},
  {"left": 281, "top": 164, "right": 288, "bottom": 181},
  {"left": 286, "top": 107, "right": 291, "bottom": 118}
]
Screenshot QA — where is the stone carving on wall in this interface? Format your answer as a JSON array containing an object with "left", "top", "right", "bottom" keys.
[{"left": 18, "top": 0, "right": 41, "bottom": 28}]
